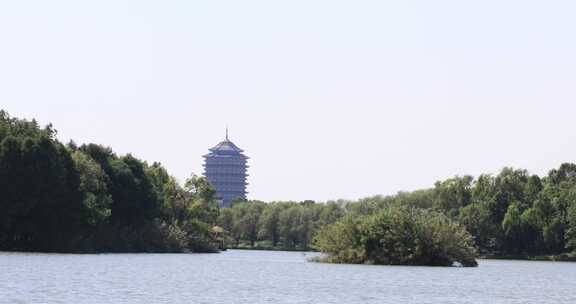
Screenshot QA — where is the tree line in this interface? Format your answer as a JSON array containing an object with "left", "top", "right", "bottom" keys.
[
  {"left": 3, "top": 110, "right": 576, "bottom": 259},
  {"left": 0, "top": 111, "right": 220, "bottom": 252},
  {"left": 218, "top": 200, "right": 343, "bottom": 250},
  {"left": 221, "top": 168, "right": 576, "bottom": 259}
]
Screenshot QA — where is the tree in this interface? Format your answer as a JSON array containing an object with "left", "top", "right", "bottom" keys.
[
  {"left": 258, "top": 203, "right": 282, "bottom": 247},
  {"left": 524, "top": 175, "right": 543, "bottom": 207},
  {"left": 502, "top": 202, "right": 523, "bottom": 253},
  {"left": 458, "top": 203, "right": 494, "bottom": 252},
  {"left": 489, "top": 168, "right": 529, "bottom": 225},
  {"left": 279, "top": 205, "right": 302, "bottom": 248},
  {"left": 433, "top": 176, "right": 473, "bottom": 217},
  {"left": 566, "top": 197, "right": 576, "bottom": 251},
  {"left": 184, "top": 175, "right": 219, "bottom": 225},
  {"left": 0, "top": 113, "right": 83, "bottom": 251},
  {"left": 231, "top": 201, "right": 265, "bottom": 247},
  {"left": 548, "top": 163, "right": 576, "bottom": 185},
  {"left": 71, "top": 151, "right": 112, "bottom": 227}
]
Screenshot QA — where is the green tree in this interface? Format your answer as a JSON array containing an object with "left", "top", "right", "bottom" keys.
[
  {"left": 486, "top": 168, "right": 528, "bottom": 223},
  {"left": 279, "top": 205, "right": 303, "bottom": 248},
  {"left": 258, "top": 203, "right": 282, "bottom": 247},
  {"left": 71, "top": 151, "right": 112, "bottom": 226},
  {"left": 458, "top": 203, "right": 494, "bottom": 252},
  {"left": 566, "top": 197, "right": 576, "bottom": 251},
  {"left": 0, "top": 113, "right": 83, "bottom": 251},
  {"left": 433, "top": 176, "right": 473, "bottom": 217},
  {"left": 502, "top": 202, "right": 523, "bottom": 253}
]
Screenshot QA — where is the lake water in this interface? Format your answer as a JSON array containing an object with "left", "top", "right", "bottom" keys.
[{"left": 1, "top": 250, "right": 575, "bottom": 304}]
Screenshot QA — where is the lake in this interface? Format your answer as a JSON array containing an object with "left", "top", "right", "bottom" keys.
[{"left": 1, "top": 250, "right": 575, "bottom": 304}]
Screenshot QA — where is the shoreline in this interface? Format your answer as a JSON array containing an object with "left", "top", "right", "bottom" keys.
[
  {"left": 226, "top": 246, "right": 316, "bottom": 252},
  {"left": 2, "top": 248, "right": 575, "bottom": 262},
  {"left": 480, "top": 253, "right": 576, "bottom": 262},
  {"left": 229, "top": 248, "right": 576, "bottom": 262}
]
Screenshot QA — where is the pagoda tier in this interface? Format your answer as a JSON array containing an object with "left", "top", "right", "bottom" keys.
[{"left": 203, "top": 133, "right": 249, "bottom": 207}]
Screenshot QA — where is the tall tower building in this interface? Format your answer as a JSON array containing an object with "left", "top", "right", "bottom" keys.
[{"left": 203, "top": 129, "right": 249, "bottom": 207}]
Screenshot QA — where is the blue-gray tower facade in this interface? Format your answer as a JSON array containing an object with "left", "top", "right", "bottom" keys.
[{"left": 203, "top": 130, "right": 249, "bottom": 207}]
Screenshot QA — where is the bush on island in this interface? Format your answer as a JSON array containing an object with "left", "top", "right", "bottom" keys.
[{"left": 313, "top": 207, "right": 478, "bottom": 267}]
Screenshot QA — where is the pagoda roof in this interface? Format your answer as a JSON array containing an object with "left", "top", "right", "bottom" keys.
[{"left": 209, "top": 139, "right": 244, "bottom": 153}]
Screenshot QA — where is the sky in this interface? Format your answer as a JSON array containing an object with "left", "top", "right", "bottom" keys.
[{"left": 1, "top": 0, "right": 575, "bottom": 202}]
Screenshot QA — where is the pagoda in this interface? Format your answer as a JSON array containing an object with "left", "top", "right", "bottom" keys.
[{"left": 203, "top": 129, "right": 249, "bottom": 207}]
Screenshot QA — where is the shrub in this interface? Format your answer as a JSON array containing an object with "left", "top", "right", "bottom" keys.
[{"left": 314, "top": 207, "right": 478, "bottom": 267}]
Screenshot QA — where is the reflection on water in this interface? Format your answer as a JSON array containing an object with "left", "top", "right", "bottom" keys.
[{"left": 0, "top": 250, "right": 575, "bottom": 304}]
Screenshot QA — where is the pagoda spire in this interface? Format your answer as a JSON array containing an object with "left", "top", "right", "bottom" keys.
[{"left": 225, "top": 126, "right": 229, "bottom": 141}]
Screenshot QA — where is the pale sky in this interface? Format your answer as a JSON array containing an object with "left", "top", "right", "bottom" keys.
[{"left": 1, "top": 1, "right": 575, "bottom": 202}]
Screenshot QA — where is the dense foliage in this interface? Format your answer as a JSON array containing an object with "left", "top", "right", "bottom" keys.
[
  {"left": 314, "top": 207, "right": 478, "bottom": 266},
  {"left": 0, "top": 111, "right": 220, "bottom": 253},
  {"left": 3, "top": 110, "right": 576, "bottom": 261},
  {"left": 221, "top": 168, "right": 576, "bottom": 260},
  {"left": 218, "top": 200, "right": 343, "bottom": 250}
]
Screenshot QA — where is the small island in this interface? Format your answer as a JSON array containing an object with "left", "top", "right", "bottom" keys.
[{"left": 313, "top": 207, "right": 478, "bottom": 267}]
